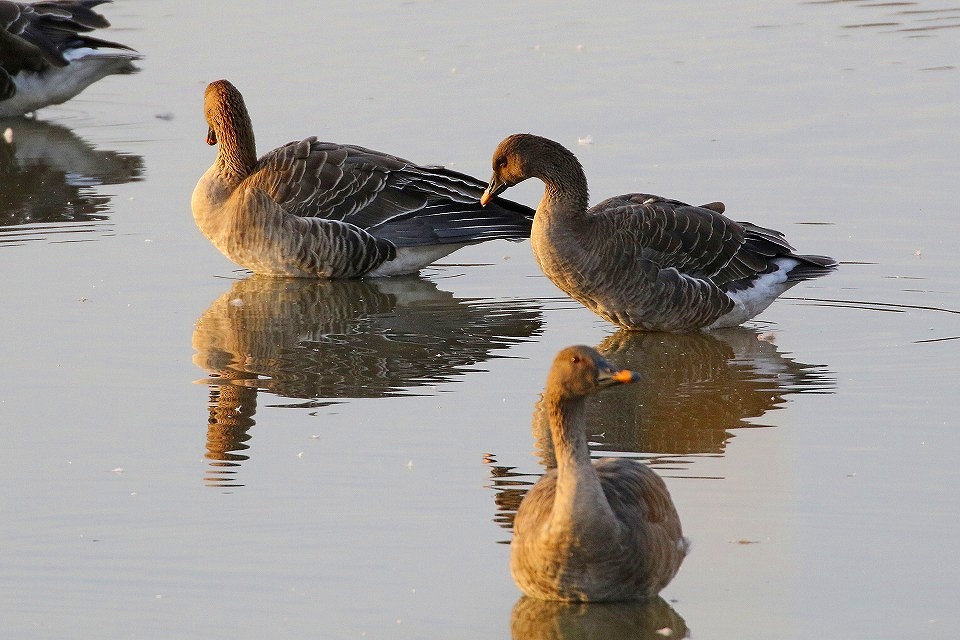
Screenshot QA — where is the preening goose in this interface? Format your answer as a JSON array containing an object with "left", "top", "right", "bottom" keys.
[
  {"left": 0, "top": 0, "right": 139, "bottom": 117},
  {"left": 191, "top": 80, "right": 534, "bottom": 278},
  {"left": 511, "top": 345, "right": 688, "bottom": 602},
  {"left": 480, "top": 134, "right": 837, "bottom": 332}
]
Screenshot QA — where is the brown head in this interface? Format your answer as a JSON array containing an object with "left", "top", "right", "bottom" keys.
[
  {"left": 480, "top": 133, "right": 586, "bottom": 206},
  {"left": 203, "top": 80, "right": 251, "bottom": 144},
  {"left": 545, "top": 345, "right": 638, "bottom": 401},
  {"left": 203, "top": 79, "right": 257, "bottom": 176}
]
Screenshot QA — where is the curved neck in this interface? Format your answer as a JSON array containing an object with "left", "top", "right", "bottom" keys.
[
  {"left": 536, "top": 157, "right": 590, "bottom": 222},
  {"left": 214, "top": 111, "right": 257, "bottom": 186}
]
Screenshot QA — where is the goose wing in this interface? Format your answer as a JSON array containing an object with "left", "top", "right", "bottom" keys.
[
  {"left": 588, "top": 194, "right": 795, "bottom": 287},
  {"left": 0, "top": 0, "right": 132, "bottom": 70},
  {"left": 595, "top": 458, "right": 682, "bottom": 531},
  {"left": 595, "top": 458, "right": 687, "bottom": 593},
  {"left": 247, "top": 139, "right": 533, "bottom": 236},
  {"left": 0, "top": 4, "right": 52, "bottom": 78}
]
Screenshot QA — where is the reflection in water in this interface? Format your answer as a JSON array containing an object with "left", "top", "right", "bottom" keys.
[
  {"left": 541, "top": 329, "right": 834, "bottom": 460},
  {"left": 488, "top": 328, "right": 834, "bottom": 531},
  {"left": 805, "top": 0, "right": 960, "bottom": 41},
  {"left": 202, "top": 371, "right": 257, "bottom": 487},
  {"left": 193, "top": 275, "right": 543, "bottom": 486},
  {"left": 0, "top": 117, "right": 143, "bottom": 245},
  {"left": 511, "top": 596, "right": 688, "bottom": 640}
]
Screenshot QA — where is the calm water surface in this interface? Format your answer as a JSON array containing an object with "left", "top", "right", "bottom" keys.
[{"left": 1, "top": 1, "right": 958, "bottom": 638}]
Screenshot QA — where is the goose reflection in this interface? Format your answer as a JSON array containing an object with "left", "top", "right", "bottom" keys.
[
  {"left": 511, "top": 596, "right": 688, "bottom": 640},
  {"left": 489, "top": 328, "right": 833, "bottom": 529},
  {"left": 541, "top": 328, "right": 834, "bottom": 461},
  {"left": 194, "top": 275, "right": 543, "bottom": 486},
  {"left": 0, "top": 117, "right": 143, "bottom": 244}
]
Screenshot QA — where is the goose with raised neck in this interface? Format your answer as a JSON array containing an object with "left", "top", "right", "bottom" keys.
[
  {"left": 191, "top": 80, "right": 534, "bottom": 278},
  {"left": 510, "top": 345, "right": 688, "bottom": 602},
  {"left": 481, "top": 133, "right": 836, "bottom": 331}
]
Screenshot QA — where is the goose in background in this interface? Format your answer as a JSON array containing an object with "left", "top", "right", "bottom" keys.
[
  {"left": 480, "top": 133, "right": 836, "bottom": 331},
  {"left": 510, "top": 345, "right": 688, "bottom": 602},
  {"left": 0, "top": 0, "right": 139, "bottom": 117},
  {"left": 192, "top": 80, "right": 533, "bottom": 278}
]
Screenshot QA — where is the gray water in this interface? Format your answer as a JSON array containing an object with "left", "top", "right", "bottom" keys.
[{"left": 1, "top": 1, "right": 958, "bottom": 638}]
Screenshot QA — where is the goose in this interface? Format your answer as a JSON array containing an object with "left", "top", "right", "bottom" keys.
[
  {"left": 511, "top": 345, "right": 688, "bottom": 602},
  {"left": 191, "top": 80, "right": 534, "bottom": 278},
  {"left": 0, "top": 0, "right": 139, "bottom": 117},
  {"left": 480, "top": 134, "right": 837, "bottom": 331}
]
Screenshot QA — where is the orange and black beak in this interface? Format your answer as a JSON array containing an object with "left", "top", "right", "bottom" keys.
[
  {"left": 595, "top": 357, "right": 639, "bottom": 388},
  {"left": 206, "top": 127, "right": 217, "bottom": 146}
]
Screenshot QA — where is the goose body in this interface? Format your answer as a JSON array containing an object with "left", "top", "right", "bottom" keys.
[
  {"left": 481, "top": 134, "right": 837, "bottom": 331},
  {"left": 511, "top": 345, "right": 688, "bottom": 602},
  {"left": 191, "top": 80, "right": 534, "bottom": 278},
  {"left": 0, "top": 0, "right": 139, "bottom": 117}
]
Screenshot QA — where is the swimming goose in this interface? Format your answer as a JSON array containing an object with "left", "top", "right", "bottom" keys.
[
  {"left": 191, "top": 80, "right": 534, "bottom": 278},
  {"left": 0, "top": 1, "right": 139, "bottom": 117},
  {"left": 511, "top": 345, "right": 688, "bottom": 602},
  {"left": 480, "top": 134, "right": 837, "bottom": 331}
]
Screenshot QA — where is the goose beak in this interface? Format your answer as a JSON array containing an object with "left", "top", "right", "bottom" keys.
[
  {"left": 206, "top": 127, "right": 217, "bottom": 146},
  {"left": 597, "top": 367, "right": 639, "bottom": 387},
  {"left": 480, "top": 175, "right": 508, "bottom": 206}
]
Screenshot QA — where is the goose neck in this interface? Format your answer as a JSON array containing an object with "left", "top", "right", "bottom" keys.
[
  {"left": 214, "top": 115, "right": 257, "bottom": 184},
  {"left": 545, "top": 395, "right": 592, "bottom": 474},
  {"left": 538, "top": 164, "right": 589, "bottom": 221}
]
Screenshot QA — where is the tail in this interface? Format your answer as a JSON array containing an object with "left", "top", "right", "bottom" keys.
[{"left": 786, "top": 254, "right": 837, "bottom": 282}]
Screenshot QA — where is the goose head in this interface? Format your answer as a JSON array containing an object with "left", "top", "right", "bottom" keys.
[
  {"left": 480, "top": 133, "right": 584, "bottom": 206},
  {"left": 203, "top": 79, "right": 257, "bottom": 177},
  {"left": 546, "top": 345, "right": 638, "bottom": 401}
]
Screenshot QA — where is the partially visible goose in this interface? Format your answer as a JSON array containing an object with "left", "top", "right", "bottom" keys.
[
  {"left": 0, "top": 0, "right": 139, "bottom": 117},
  {"left": 511, "top": 345, "right": 688, "bottom": 602},
  {"left": 480, "top": 134, "right": 837, "bottom": 331},
  {"left": 191, "top": 80, "right": 534, "bottom": 278}
]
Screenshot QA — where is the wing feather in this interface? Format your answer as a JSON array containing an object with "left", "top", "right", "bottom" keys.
[
  {"left": 586, "top": 193, "right": 798, "bottom": 288},
  {"left": 245, "top": 139, "right": 533, "bottom": 241}
]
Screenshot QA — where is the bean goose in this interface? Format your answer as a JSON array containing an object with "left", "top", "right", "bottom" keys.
[
  {"left": 480, "top": 134, "right": 837, "bottom": 331},
  {"left": 511, "top": 345, "right": 688, "bottom": 602},
  {"left": 191, "top": 80, "right": 534, "bottom": 278},
  {"left": 0, "top": 0, "right": 139, "bottom": 117}
]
